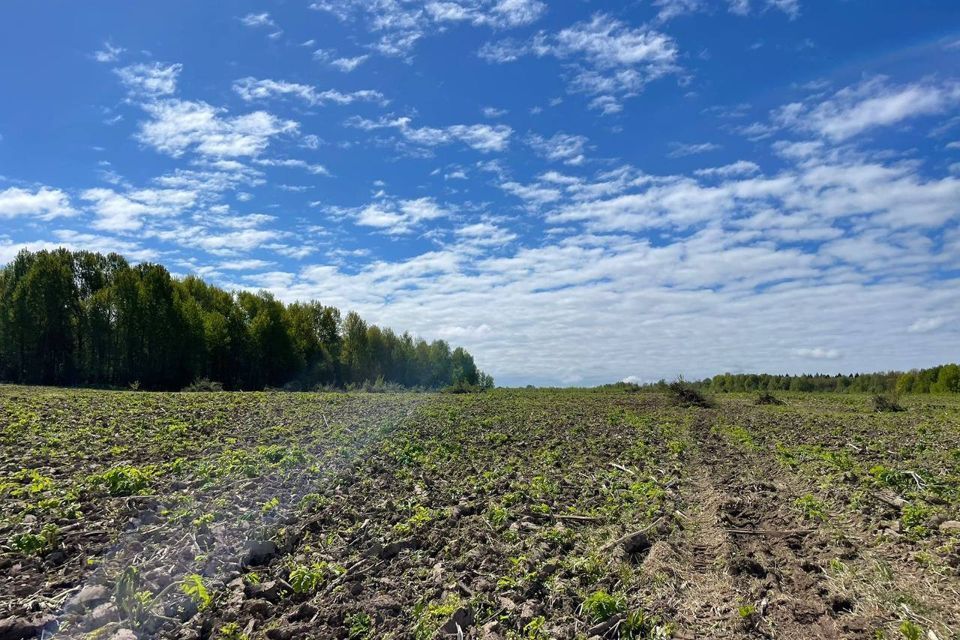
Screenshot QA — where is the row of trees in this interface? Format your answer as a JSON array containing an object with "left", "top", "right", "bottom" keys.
[
  {"left": 895, "top": 364, "right": 960, "bottom": 394},
  {"left": 606, "top": 367, "right": 959, "bottom": 394},
  {"left": 705, "top": 371, "right": 903, "bottom": 394},
  {"left": 0, "top": 249, "right": 493, "bottom": 391}
]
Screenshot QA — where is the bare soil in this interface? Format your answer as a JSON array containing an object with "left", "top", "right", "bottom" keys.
[{"left": 1, "top": 388, "right": 958, "bottom": 639}]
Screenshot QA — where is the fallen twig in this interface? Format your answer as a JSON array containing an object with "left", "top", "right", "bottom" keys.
[
  {"left": 551, "top": 514, "right": 601, "bottom": 522},
  {"left": 600, "top": 517, "right": 664, "bottom": 552},
  {"left": 903, "top": 470, "right": 927, "bottom": 490},
  {"left": 869, "top": 491, "right": 907, "bottom": 509},
  {"left": 725, "top": 528, "right": 816, "bottom": 536}
]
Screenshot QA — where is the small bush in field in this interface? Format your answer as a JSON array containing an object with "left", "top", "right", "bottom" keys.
[
  {"left": 668, "top": 378, "right": 711, "bottom": 407},
  {"left": 873, "top": 393, "right": 904, "bottom": 412},
  {"left": 756, "top": 392, "right": 784, "bottom": 405},
  {"left": 182, "top": 377, "right": 224, "bottom": 392}
]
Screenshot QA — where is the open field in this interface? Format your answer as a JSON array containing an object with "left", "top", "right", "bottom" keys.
[{"left": 2, "top": 387, "right": 960, "bottom": 639}]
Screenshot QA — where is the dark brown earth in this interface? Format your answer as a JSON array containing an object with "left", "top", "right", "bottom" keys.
[{"left": 1, "top": 387, "right": 959, "bottom": 639}]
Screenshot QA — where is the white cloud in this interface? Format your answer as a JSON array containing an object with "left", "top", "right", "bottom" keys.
[
  {"left": 115, "top": 62, "right": 182, "bottom": 97},
  {"left": 480, "top": 14, "right": 679, "bottom": 113},
  {"left": 219, "top": 259, "right": 274, "bottom": 271},
  {"left": 694, "top": 160, "right": 760, "bottom": 178},
  {"left": 202, "top": 211, "right": 275, "bottom": 229},
  {"left": 240, "top": 12, "right": 275, "bottom": 27},
  {"left": 93, "top": 41, "right": 124, "bottom": 63},
  {"left": 239, "top": 212, "right": 956, "bottom": 385},
  {"left": 727, "top": 0, "right": 800, "bottom": 17},
  {"left": 138, "top": 100, "right": 298, "bottom": 158},
  {"left": 309, "top": 0, "right": 545, "bottom": 59},
  {"left": 233, "top": 77, "right": 386, "bottom": 106},
  {"left": 500, "top": 180, "right": 563, "bottom": 205},
  {"left": 548, "top": 14, "right": 678, "bottom": 69},
  {"left": 81, "top": 187, "right": 196, "bottom": 232},
  {"left": 543, "top": 157, "right": 960, "bottom": 232},
  {"left": 240, "top": 12, "right": 282, "bottom": 37},
  {"left": 792, "top": 347, "right": 841, "bottom": 360},
  {"left": 52, "top": 230, "right": 158, "bottom": 262},
  {"left": 347, "top": 115, "right": 512, "bottom": 152},
  {"left": 425, "top": 0, "right": 546, "bottom": 28},
  {"left": 482, "top": 106, "right": 508, "bottom": 118},
  {"left": 254, "top": 157, "right": 331, "bottom": 176},
  {"left": 301, "top": 134, "right": 324, "bottom": 150},
  {"left": 343, "top": 196, "right": 449, "bottom": 235},
  {"left": 149, "top": 221, "right": 282, "bottom": 256},
  {"left": 668, "top": 141, "right": 721, "bottom": 157},
  {"left": 0, "top": 186, "right": 77, "bottom": 220},
  {"left": 526, "top": 132, "right": 588, "bottom": 165},
  {"left": 455, "top": 221, "right": 517, "bottom": 246},
  {"left": 653, "top": 0, "right": 704, "bottom": 22},
  {"left": 907, "top": 317, "right": 947, "bottom": 334},
  {"left": 766, "top": 0, "right": 800, "bottom": 18},
  {"left": 651, "top": 0, "right": 801, "bottom": 21},
  {"left": 774, "top": 77, "right": 960, "bottom": 141},
  {"left": 330, "top": 55, "right": 369, "bottom": 72}
]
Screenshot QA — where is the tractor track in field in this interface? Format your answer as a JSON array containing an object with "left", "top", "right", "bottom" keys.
[{"left": 672, "top": 414, "right": 879, "bottom": 639}]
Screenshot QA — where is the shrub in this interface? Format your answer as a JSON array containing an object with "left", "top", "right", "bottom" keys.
[
  {"left": 182, "top": 377, "right": 224, "bottom": 392},
  {"left": 444, "top": 379, "right": 480, "bottom": 394},
  {"left": 873, "top": 393, "right": 904, "bottom": 412},
  {"left": 755, "top": 392, "right": 784, "bottom": 405},
  {"left": 361, "top": 377, "right": 406, "bottom": 393},
  {"left": 668, "top": 378, "right": 711, "bottom": 407}
]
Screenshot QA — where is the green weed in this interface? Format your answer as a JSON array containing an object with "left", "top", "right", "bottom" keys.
[
  {"left": 181, "top": 574, "right": 211, "bottom": 611},
  {"left": 794, "top": 494, "right": 826, "bottom": 520},
  {"left": 96, "top": 465, "right": 151, "bottom": 496},
  {"left": 581, "top": 590, "right": 626, "bottom": 623}
]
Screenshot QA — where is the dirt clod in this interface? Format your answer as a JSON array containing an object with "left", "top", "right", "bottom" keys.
[
  {"left": 939, "top": 520, "right": 960, "bottom": 532},
  {"left": 438, "top": 607, "right": 473, "bottom": 635},
  {"left": 243, "top": 540, "right": 279, "bottom": 567},
  {"left": 0, "top": 615, "right": 56, "bottom": 640}
]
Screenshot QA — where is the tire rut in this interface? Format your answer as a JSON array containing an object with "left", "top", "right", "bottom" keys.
[{"left": 672, "top": 415, "right": 872, "bottom": 639}]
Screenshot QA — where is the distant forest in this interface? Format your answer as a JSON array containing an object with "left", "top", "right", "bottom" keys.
[
  {"left": 606, "top": 365, "right": 960, "bottom": 394},
  {"left": 0, "top": 249, "right": 493, "bottom": 391}
]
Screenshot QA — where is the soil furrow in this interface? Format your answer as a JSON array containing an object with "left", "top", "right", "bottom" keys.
[{"left": 673, "top": 416, "right": 869, "bottom": 639}]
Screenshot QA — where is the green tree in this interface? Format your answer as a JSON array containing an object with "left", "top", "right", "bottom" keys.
[
  {"left": 933, "top": 364, "right": 960, "bottom": 393},
  {"left": 340, "top": 311, "right": 370, "bottom": 384},
  {"left": 0, "top": 249, "right": 484, "bottom": 391},
  {"left": 451, "top": 347, "right": 479, "bottom": 387}
]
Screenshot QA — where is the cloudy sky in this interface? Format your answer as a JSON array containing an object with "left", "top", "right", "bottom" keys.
[{"left": 1, "top": 1, "right": 959, "bottom": 386}]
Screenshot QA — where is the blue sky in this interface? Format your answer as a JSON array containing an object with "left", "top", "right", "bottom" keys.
[{"left": 1, "top": 1, "right": 959, "bottom": 386}]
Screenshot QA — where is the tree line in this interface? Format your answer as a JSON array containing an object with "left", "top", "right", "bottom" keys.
[
  {"left": 0, "top": 249, "right": 493, "bottom": 391},
  {"left": 603, "top": 366, "right": 959, "bottom": 394}
]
